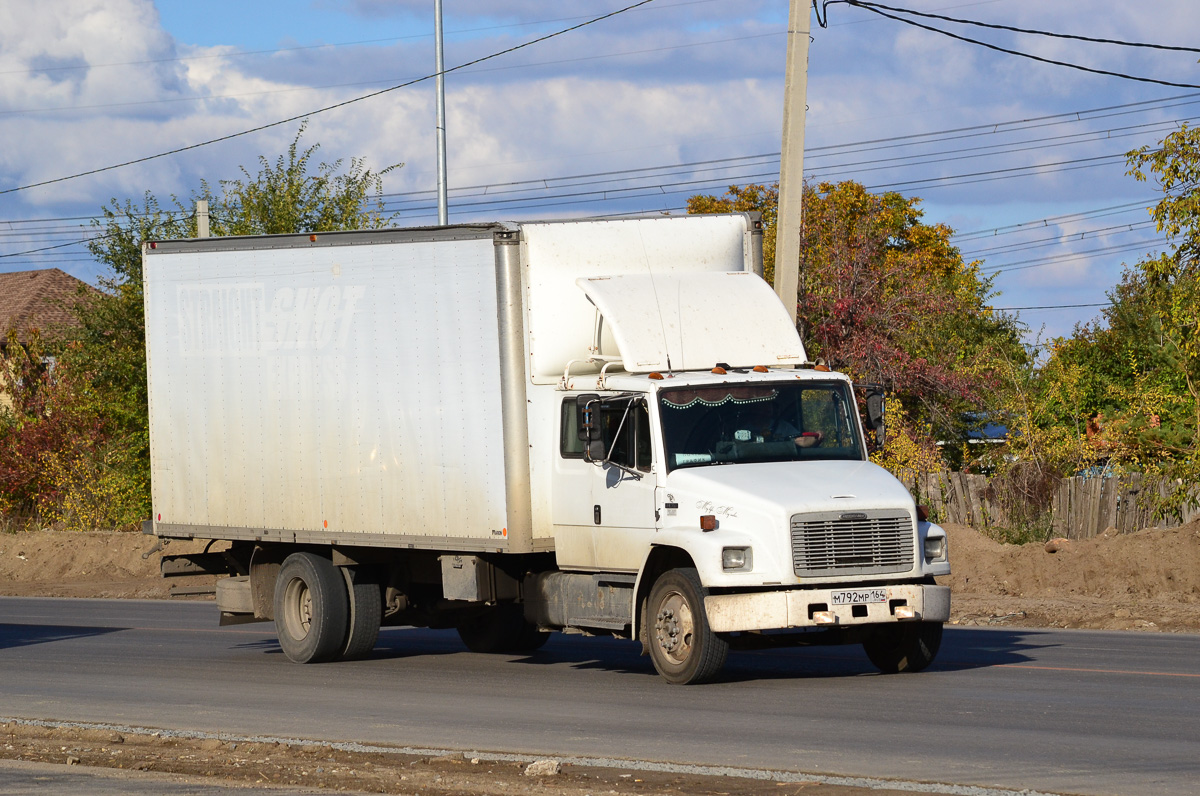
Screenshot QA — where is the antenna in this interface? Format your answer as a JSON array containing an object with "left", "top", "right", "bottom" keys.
[{"left": 637, "top": 225, "right": 676, "bottom": 374}]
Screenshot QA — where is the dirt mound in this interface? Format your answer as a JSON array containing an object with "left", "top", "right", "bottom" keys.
[
  {"left": 2, "top": 524, "right": 1200, "bottom": 632},
  {"left": 942, "top": 521, "right": 1200, "bottom": 632},
  {"left": 0, "top": 531, "right": 215, "bottom": 599}
]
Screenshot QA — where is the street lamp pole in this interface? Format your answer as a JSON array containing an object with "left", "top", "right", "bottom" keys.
[{"left": 435, "top": 0, "right": 449, "bottom": 225}]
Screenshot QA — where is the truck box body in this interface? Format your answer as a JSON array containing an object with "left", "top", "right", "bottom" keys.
[{"left": 146, "top": 227, "right": 512, "bottom": 549}]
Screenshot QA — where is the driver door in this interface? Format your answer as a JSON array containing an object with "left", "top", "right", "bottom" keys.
[{"left": 589, "top": 399, "right": 658, "bottom": 572}]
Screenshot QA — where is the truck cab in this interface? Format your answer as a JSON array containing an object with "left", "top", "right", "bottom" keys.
[{"left": 541, "top": 367, "right": 949, "bottom": 683}]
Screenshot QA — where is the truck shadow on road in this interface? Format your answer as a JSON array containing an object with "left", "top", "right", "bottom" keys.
[
  {"left": 718, "top": 627, "right": 1053, "bottom": 682},
  {"left": 228, "top": 626, "right": 1052, "bottom": 683},
  {"left": 507, "top": 627, "right": 1052, "bottom": 683},
  {"left": 0, "top": 623, "right": 124, "bottom": 650}
]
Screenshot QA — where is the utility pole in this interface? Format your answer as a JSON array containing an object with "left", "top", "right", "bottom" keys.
[
  {"left": 435, "top": 0, "right": 449, "bottom": 225},
  {"left": 196, "top": 199, "right": 210, "bottom": 238},
  {"left": 775, "top": 0, "right": 811, "bottom": 325}
]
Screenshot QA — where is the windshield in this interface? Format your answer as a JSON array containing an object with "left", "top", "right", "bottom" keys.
[{"left": 658, "top": 381, "right": 864, "bottom": 470}]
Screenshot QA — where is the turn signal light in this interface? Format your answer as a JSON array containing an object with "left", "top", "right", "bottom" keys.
[
  {"left": 916, "top": 504, "right": 929, "bottom": 522},
  {"left": 813, "top": 611, "right": 836, "bottom": 625},
  {"left": 699, "top": 515, "right": 717, "bottom": 531},
  {"left": 895, "top": 605, "right": 916, "bottom": 620}
]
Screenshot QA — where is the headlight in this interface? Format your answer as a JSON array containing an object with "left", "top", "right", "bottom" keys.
[
  {"left": 924, "top": 535, "right": 947, "bottom": 563},
  {"left": 722, "top": 547, "right": 752, "bottom": 571}
]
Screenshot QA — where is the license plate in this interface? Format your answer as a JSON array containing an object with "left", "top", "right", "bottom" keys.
[{"left": 831, "top": 588, "right": 887, "bottom": 605}]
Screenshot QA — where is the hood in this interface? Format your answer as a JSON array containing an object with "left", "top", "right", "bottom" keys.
[{"left": 663, "top": 459, "right": 914, "bottom": 518}]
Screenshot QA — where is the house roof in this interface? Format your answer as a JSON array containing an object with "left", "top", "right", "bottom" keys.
[{"left": 0, "top": 269, "right": 94, "bottom": 345}]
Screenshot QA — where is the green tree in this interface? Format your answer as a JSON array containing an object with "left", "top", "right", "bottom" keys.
[
  {"left": 1127, "top": 123, "right": 1200, "bottom": 445},
  {"left": 0, "top": 125, "right": 400, "bottom": 529},
  {"left": 1017, "top": 124, "right": 1200, "bottom": 519}
]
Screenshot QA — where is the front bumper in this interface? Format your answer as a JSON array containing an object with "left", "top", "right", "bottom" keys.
[{"left": 704, "top": 583, "right": 950, "bottom": 633}]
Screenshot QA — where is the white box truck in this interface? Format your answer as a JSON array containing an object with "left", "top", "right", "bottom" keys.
[{"left": 143, "top": 214, "right": 950, "bottom": 684}]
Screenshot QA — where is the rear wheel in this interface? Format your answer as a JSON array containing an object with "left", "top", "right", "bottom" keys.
[
  {"left": 863, "top": 621, "right": 943, "bottom": 673},
  {"left": 456, "top": 603, "right": 549, "bottom": 654},
  {"left": 274, "top": 552, "right": 349, "bottom": 664},
  {"left": 646, "top": 568, "right": 728, "bottom": 684},
  {"left": 340, "top": 568, "right": 382, "bottom": 661}
]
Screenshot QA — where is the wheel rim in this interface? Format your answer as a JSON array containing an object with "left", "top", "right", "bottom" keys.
[
  {"left": 654, "top": 589, "right": 694, "bottom": 666},
  {"left": 282, "top": 577, "right": 312, "bottom": 640}
]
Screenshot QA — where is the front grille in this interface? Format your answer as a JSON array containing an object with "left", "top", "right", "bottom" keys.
[{"left": 790, "top": 510, "right": 915, "bottom": 578}]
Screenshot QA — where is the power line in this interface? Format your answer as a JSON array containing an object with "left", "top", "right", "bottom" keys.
[
  {"left": 952, "top": 200, "right": 1155, "bottom": 240},
  {"left": 865, "top": 152, "right": 1130, "bottom": 192},
  {"left": 841, "top": 1, "right": 1200, "bottom": 54},
  {"left": 805, "top": 92, "right": 1200, "bottom": 155},
  {"left": 992, "top": 302, "right": 1108, "bottom": 310},
  {"left": 834, "top": 1, "right": 1200, "bottom": 90},
  {"left": 0, "top": 237, "right": 102, "bottom": 259},
  {"left": 806, "top": 122, "right": 1189, "bottom": 182},
  {"left": 375, "top": 149, "right": 1131, "bottom": 218},
  {"left": 984, "top": 238, "right": 1165, "bottom": 275},
  {"left": 0, "top": 0, "right": 657, "bottom": 197},
  {"left": 959, "top": 220, "right": 1158, "bottom": 258},
  {"left": 378, "top": 116, "right": 1183, "bottom": 213}
]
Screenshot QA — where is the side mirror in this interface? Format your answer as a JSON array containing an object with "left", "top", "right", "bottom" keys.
[
  {"left": 865, "top": 390, "right": 885, "bottom": 448},
  {"left": 575, "top": 394, "right": 606, "bottom": 461}
]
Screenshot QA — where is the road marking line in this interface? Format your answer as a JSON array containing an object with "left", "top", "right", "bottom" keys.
[{"left": 1001, "top": 664, "right": 1200, "bottom": 678}]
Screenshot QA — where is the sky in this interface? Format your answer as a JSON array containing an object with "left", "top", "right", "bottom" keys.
[{"left": 2, "top": 0, "right": 1199, "bottom": 342}]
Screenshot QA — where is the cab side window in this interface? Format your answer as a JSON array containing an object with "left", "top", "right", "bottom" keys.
[
  {"left": 560, "top": 397, "right": 585, "bottom": 458},
  {"left": 634, "top": 402, "right": 651, "bottom": 472},
  {"left": 561, "top": 397, "right": 652, "bottom": 472}
]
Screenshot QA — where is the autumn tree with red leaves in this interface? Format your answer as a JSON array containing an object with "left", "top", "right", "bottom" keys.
[{"left": 689, "top": 180, "right": 1024, "bottom": 455}]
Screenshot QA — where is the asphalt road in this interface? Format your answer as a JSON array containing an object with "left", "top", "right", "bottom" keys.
[{"left": 1, "top": 597, "right": 1197, "bottom": 796}]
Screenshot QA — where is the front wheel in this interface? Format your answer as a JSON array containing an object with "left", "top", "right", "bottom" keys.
[
  {"left": 862, "top": 621, "right": 943, "bottom": 673},
  {"left": 274, "top": 552, "right": 349, "bottom": 664},
  {"left": 646, "top": 568, "right": 728, "bottom": 684}
]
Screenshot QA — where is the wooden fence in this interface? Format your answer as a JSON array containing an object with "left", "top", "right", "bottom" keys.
[{"left": 896, "top": 471, "right": 1199, "bottom": 539}]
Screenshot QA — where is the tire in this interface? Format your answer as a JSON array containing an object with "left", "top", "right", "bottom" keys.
[
  {"left": 274, "top": 552, "right": 349, "bottom": 664},
  {"left": 863, "top": 621, "right": 943, "bottom": 674},
  {"left": 646, "top": 568, "right": 728, "bottom": 685},
  {"left": 456, "top": 603, "right": 550, "bottom": 654},
  {"left": 340, "top": 568, "right": 382, "bottom": 661}
]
